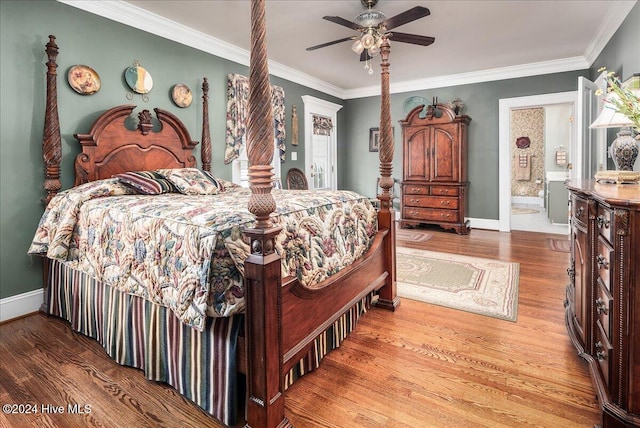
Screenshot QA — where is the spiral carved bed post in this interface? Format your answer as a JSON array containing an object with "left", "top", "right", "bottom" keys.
[
  {"left": 374, "top": 36, "right": 399, "bottom": 311},
  {"left": 43, "top": 35, "right": 62, "bottom": 206},
  {"left": 201, "top": 77, "right": 211, "bottom": 172},
  {"left": 243, "top": 1, "right": 289, "bottom": 427},
  {"left": 40, "top": 35, "right": 63, "bottom": 312}
]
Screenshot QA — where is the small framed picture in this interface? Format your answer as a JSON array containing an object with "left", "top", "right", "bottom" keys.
[{"left": 369, "top": 128, "right": 380, "bottom": 152}]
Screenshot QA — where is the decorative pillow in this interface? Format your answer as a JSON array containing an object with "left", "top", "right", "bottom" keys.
[
  {"left": 155, "top": 168, "right": 220, "bottom": 195},
  {"left": 115, "top": 171, "right": 177, "bottom": 195}
]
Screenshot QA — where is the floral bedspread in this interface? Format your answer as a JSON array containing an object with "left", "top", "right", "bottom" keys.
[{"left": 28, "top": 179, "right": 378, "bottom": 331}]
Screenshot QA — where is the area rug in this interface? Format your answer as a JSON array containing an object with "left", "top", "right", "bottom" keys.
[
  {"left": 396, "top": 247, "right": 519, "bottom": 322},
  {"left": 511, "top": 207, "right": 540, "bottom": 215},
  {"left": 396, "top": 229, "right": 433, "bottom": 243},
  {"left": 548, "top": 238, "right": 570, "bottom": 253}
]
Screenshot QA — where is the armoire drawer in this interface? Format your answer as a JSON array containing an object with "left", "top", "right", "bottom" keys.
[
  {"left": 595, "top": 280, "right": 613, "bottom": 342},
  {"left": 431, "top": 186, "right": 459, "bottom": 196},
  {"left": 403, "top": 207, "right": 460, "bottom": 223},
  {"left": 403, "top": 195, "right": 459, "bottom": 210},
  {"left": 403, "top": 184, "right": 429, "bottom": 195},
  {"left": 595, "top": 320, "right": 612, "bottom": 390},
  {"left": 596, "top": 237, "right": 613, "bottom": 292},
  {"left": 571, "top": 195, "right": 588, "bottom": 227}
]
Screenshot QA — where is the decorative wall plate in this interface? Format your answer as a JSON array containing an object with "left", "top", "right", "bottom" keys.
[
  {"left": 125, "top": 64, "right": 153, "bottom": 94},
  {"left": 171, "top": 84, "right": 192, "bottom": 108},
  {"left": 403, "top": 96, "right": 429, "bottom": 114},
  {"left": 67, "top": 65, "right": 101, "bottom": 95}
]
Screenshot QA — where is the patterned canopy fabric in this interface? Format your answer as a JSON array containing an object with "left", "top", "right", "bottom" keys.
[{"left": 224, "top": 73, "right": 286, "bottom": 164}]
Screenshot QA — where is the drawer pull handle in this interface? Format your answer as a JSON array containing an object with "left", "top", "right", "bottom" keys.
[
  {"left": 576, "top": 207, "right": 584, "bottom": 217},
  {"left": 595, "top": 341, "right": 607, "bottom": 361},
  {"left": 411, "top": 198, "right": 418, "bottom": 203},
  {"left": 596, "top": 255, "right": 609, "bottom": 270},
  {"left": 597, "top": 215, "right": 610, "bottom": 229},
  {"left": 596, "top": 298, "right": 608, "bottom": 315},
  {"left": 440, "top": 200, "right": 451, "bottom": 206}
]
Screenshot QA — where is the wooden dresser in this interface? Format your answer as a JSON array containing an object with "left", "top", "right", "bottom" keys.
[
  {"left": 565, "top": 180, "right": 640, "bottom": 427},
  {"left": 399, "top": 104, "right": 471, "bottom": 234}
]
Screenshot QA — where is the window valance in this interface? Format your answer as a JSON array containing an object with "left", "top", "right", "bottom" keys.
[{"left": 312, "top": 115, "right": 333, "bottom": 136}]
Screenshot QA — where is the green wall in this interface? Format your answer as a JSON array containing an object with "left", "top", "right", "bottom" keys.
[{"left": 0, "top": 0, "right": 342, "bottom": 300}]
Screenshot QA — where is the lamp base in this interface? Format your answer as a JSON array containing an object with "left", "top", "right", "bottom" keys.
[
  {"left": 594, "top": 170, "right": 640, "bottom": 184},
  {"left": 609, "top": 128, "right": 638, "bottom": 170}
]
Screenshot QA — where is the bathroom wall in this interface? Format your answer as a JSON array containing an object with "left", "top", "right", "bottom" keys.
[{"left": 510, "top": 108, "right": 544, "bottom": 197}]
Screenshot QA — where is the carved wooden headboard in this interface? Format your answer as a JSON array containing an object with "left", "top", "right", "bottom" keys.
[{"left": 73, "top": 105, "right": 199, "bottom": 186}]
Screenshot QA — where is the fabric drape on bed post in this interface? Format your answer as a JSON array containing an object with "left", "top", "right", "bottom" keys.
[
  {"left": 201, "top": 77, "right": 211, "bottom": 172},
  {"left": 374, "top": 35, "right": 399, "bottom": 311},
  {"left": 242, "top": 1, "right": 290, "bottom": 427},
  {"left": 41, "top": 35, "right": 63, "bottom": 313}
]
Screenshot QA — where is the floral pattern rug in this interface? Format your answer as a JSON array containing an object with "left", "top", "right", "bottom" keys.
[{"left": 396, "top": 247, "right": 519, "bottom": 322}]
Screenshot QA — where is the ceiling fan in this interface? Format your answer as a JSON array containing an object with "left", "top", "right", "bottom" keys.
[{"left": 306, "top": 0, "right": 435, "bottom": 66}]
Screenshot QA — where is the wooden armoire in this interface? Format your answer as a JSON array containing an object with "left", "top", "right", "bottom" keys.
[{"left": 399, "top": 103, "right": 471, "bottom": 234}]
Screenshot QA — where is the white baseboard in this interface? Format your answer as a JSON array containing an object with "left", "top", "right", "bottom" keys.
[
  {"left": 0, "top": 289, "right": 43, "bottom": 322},
  {"left": 468, "top": 217, "right": 500, "bottom": 231},
  {"left": 512, "top": 196, "right": 543, "bottom": 206}
]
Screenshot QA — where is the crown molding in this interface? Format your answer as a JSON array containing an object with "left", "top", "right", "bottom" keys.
[
  {"left": 584, "top": 0, "right": 637, "bottom": 66},
  {"left": 57, "top": 0, "right": 347, "bottom": 99},
  {"left": 344, "top": 56, "right": 590, "bottom": 99}
]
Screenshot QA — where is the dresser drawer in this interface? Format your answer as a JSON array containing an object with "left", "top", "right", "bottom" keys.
[
  {"left": 596, "top": 205, "right": 613, "bottom": 244},
  {"left": 571, "top": 195, "right": 588, "bottom": 227},
  {"left": 403, "top": 195, "right": 458, "bottom": 209},
  {"left": 595, "top": 321, "right": 612, "bottom": 390},
  {"left": 596, "top": 237, "right": 613, "bottom": 292},
  {"left": 431, "top": 186, "right": 459, "bottom": 196},
  {"left": 595, "top": 281, "right": 613, "bottom": 342},
  {"left": 403, "top": 184, "right": 429, "bottom": 195},
  {"left": 403, "top": 207, "right": 460, "bottom": 223}
]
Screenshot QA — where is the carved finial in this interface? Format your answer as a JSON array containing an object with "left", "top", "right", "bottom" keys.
[{"left": 137, "top": 110, "right": 153, "bottom": 135}]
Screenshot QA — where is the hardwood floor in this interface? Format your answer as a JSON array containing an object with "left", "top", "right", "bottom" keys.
[{"left": 0, "top": 229, "right": 600, "bottom": 427}]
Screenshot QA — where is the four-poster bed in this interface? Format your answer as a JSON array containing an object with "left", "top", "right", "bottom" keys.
[{"left": 30, "top": 1, "right": 398, "bottom": 427}]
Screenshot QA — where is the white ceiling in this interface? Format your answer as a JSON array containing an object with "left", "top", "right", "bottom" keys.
[{"left": 63, "top": 0, "right": 636, "bottom": 99}]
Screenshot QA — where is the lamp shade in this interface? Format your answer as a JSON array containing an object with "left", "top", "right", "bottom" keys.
[{"left": 589, "top": 91, "right": 638, "bottom": 129}]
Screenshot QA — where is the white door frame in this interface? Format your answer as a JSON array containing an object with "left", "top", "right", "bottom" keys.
[
  {"left": 301, "top": 95, "right": 342, "bottom": 190},
  {"left": 498, "top": 91, "right": 577, "bottom": 232}
]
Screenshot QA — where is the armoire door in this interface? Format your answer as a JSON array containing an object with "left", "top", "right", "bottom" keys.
[
  {"left": 404, "top": 128, "right": 428, "bottom": 181},
  {"left": 431, "top": 124, "right": 459, "bottom": 182}
]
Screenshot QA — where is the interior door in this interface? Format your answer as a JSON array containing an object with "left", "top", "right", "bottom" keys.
[
  {"left": 576, "top": 76, "right": 605, "bottom": 179},
  {"left": 301, "top": 95, "right": 342, "bottom": 191},
  {"left": 309, "top": 132, "right": 334, "bottom": 190}
]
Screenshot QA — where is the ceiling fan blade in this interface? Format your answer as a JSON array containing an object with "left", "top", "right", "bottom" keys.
[
  {"left": 359, "top": 51, "right": 373, "bottom": 62},
  {"left": 389, "top": 32, "right": 435, "bottom": 47},
  {"left": 323, "top": 15, "right": 363, "bottom": 31},
  {"left": 306, "top": 36, "right": 356, "bottom": 51},
  {"left": 380, "top": 6, "right": 430, "bottom": 31}
]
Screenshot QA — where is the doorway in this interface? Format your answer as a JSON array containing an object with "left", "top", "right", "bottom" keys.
[
  {"left": 301, "top": 95, "right": 342, "bottom": 190},
  {"left": 498, "top": 91, "right": 577, "bottom": 233}
]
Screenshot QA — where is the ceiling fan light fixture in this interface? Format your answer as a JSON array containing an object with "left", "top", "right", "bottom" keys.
[
  {"left": 354, "top": 9, "right": 386, "bottom": 28},
  {"left": 361, "top": 32, "right": 376, "bottom": 49},
  {"left": 367, "top": 44, "right": 380, "bottom": 56},
  {"left": 351, "top": 39, "right": 364, "bottom": 54}
]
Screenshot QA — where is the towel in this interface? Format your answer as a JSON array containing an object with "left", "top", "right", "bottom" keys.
[{"left": 515, "top": 154, "right": 531, "bottom": 181}]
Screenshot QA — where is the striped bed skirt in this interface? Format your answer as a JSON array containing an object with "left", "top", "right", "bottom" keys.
[{"left": 47, "top": 259, "right": 371, "bottom": 426}]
